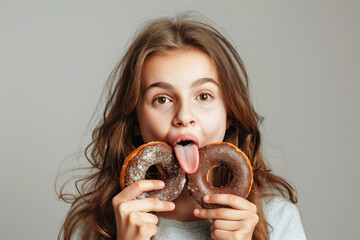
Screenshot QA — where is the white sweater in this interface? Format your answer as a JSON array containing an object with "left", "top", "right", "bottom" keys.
[
  {"left": 72, "top": 196, "right": 307, "bottom": 239},
  {"left": 155, "top": 196, "right": 307, "bottom": 240}
]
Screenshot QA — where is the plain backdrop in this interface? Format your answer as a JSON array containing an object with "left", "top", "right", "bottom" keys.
[{"left": 1, "top": 1, "right": 359, "bottom": 239}]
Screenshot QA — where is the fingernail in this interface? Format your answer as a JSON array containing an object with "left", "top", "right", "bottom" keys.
[
  {"left": 203, "top": 195, "right": 209, "bottom": 202},
  {"left": 169, "top": 202, "right": 175, "bottom": 210},
  {"left": 159, "top": 181, "right": 165, "bottom": 187},
  {"left": 194, "top": 209, "right": 200, "bottom": 215}
]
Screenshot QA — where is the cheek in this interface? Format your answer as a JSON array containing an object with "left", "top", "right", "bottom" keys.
[
  {"left": 205, "top": 114, "right": 227, "bottom": 132},
  {"left": 198, "top": 105, "right": 227, "bottom": 140},
  {"left": 138, "top": 108, "right": 171, "bottom": 141}
]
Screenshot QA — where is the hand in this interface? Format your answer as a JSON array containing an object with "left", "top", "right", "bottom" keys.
[
  {"left": 112, "top": 180, "right": 175, "bottom": 240},
  {"left": 193, "top": 194, "right": 259, "bottom": 240}
]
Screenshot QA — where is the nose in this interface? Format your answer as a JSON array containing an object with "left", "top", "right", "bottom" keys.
[{"left": 172, "top": 101, "right": 196, "bottom": 127}]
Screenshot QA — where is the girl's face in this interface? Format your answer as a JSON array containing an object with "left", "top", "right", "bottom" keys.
[{"left": 137, "top": 48, "right": 227, "bottom": 164}]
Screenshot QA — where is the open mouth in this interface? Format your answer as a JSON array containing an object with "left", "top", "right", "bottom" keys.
[
  {"left": 177, "top": 140, "right": 194, "bottom": 146},
  {"left": 172, "top": 136, "right": 199, "bottom": 174},
  {"left": 172, "top": 135, "right": 199, "bottom": 148}
]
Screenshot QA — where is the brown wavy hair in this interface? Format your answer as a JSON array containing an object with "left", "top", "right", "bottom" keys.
[{"left": 57, "top": 13, "right": 297, "bottom": 240}]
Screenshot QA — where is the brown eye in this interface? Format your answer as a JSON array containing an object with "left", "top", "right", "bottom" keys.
[
  {"left": 197, "top": 93, "right": 212, "bottom": 101},
  {"left": 154, "top": 96, "right": 170, "bottom": 104},
  {"left": 159, "top": 97, "right": 167, "bottom": 103}
]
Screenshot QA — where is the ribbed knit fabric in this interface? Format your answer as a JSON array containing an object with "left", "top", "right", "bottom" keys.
[
  {"left": 72, "top": 196, "right": 306, "bottom": 239},
  {"left": 155, "top": 196, "right": 307, "bottom": 240},
  {"left": 155, "top": 217, "right": 212, "bottom": 240}
]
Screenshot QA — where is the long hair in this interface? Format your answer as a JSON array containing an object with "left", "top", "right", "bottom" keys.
[{"left": 58, "top": 13, "right": 297, "bottom": 240}]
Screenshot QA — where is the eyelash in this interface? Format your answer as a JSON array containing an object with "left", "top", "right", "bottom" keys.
[
  {"left": 196, "top": 92, "right": 213, "bottom": 101},
  {"left": 152, "top": 92, "right": 213, "bottom": 105},
  {"left": 153, "top": 96, "right": 171, "bottom": 104}
]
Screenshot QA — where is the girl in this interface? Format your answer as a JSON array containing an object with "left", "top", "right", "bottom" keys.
[{"left": 58, "top": 14, "right": 306, "bottom": 240}]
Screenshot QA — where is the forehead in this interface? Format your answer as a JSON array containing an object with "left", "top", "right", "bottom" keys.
[{"left": 141, "top": 48, "right": 219, "bottom": 88}]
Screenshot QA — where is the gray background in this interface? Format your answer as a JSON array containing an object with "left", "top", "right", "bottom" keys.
[{"left": 1, "top": 1, "right": 359, "bottom": 239}]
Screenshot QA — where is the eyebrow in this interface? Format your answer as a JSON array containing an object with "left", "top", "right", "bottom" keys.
[
  {"left": 191, "top": 78, "right": 219, "bottom": 88},
  {"left": 143, "top": 78, "right": 219, "bottom": 93}
]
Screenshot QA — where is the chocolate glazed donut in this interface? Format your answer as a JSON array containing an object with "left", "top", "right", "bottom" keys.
[
  {"left": 187, "top": 142, "right": 253, "bottom": 209},
  {"left": 120, "top": 142, "right": 186, "bottom": 201}
]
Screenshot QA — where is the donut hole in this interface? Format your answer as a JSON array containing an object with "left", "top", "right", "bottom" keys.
[
  {"left": 207, "top": 165, "right": 232, "bottom": 188},
  {"left": 145, "top": 164, "right": 167, "bottom": 181}
]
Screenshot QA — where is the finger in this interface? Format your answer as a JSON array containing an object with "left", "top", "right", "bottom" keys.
[
  {"left": 137, "top": 223, "right": 158, "bottom": 238},
  {"left": 211, "top": 219, "right": 243, "bottom": 231},
  {"left": 211, "top": 229, "right": 236, "bottom": 240},
  {"left": 128, "top": 211, "right": 159, "bottom": 225},
  {"left": 113, "top": 180, "right": 165, "bottom": 204},
  {"left": 117, "top": 198, "right": 175, "bottom": 215},
  {"left": 126, "top": 221, "right": 158, "bottom": 239},
  {"left": 118, "top": 212, "right": 159, "bottom": 240},
  {"left": 121, "top": 180, "right": 165, "bottom": 200},
  {"left": 194, "top": 207, "right": 254, "bottom": 220},
  {"left": 203, "top": 194, "right": 257, "bottom": 212}
]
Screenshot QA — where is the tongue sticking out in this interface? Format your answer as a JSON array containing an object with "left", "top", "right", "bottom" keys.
[{"left": 173, "top": 142, "right": 199, "bottom": 174}]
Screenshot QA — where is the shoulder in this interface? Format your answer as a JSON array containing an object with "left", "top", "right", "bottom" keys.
[
  {"left": 262, "top": 196, "right": 300, "bottom": 220},
  {"left": 261, "top": 196, "right": 307, "bottom": 240}
]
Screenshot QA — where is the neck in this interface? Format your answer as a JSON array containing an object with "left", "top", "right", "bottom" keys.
[{"left": 157, "top": 184, "right": 204, "bottom": 222}]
